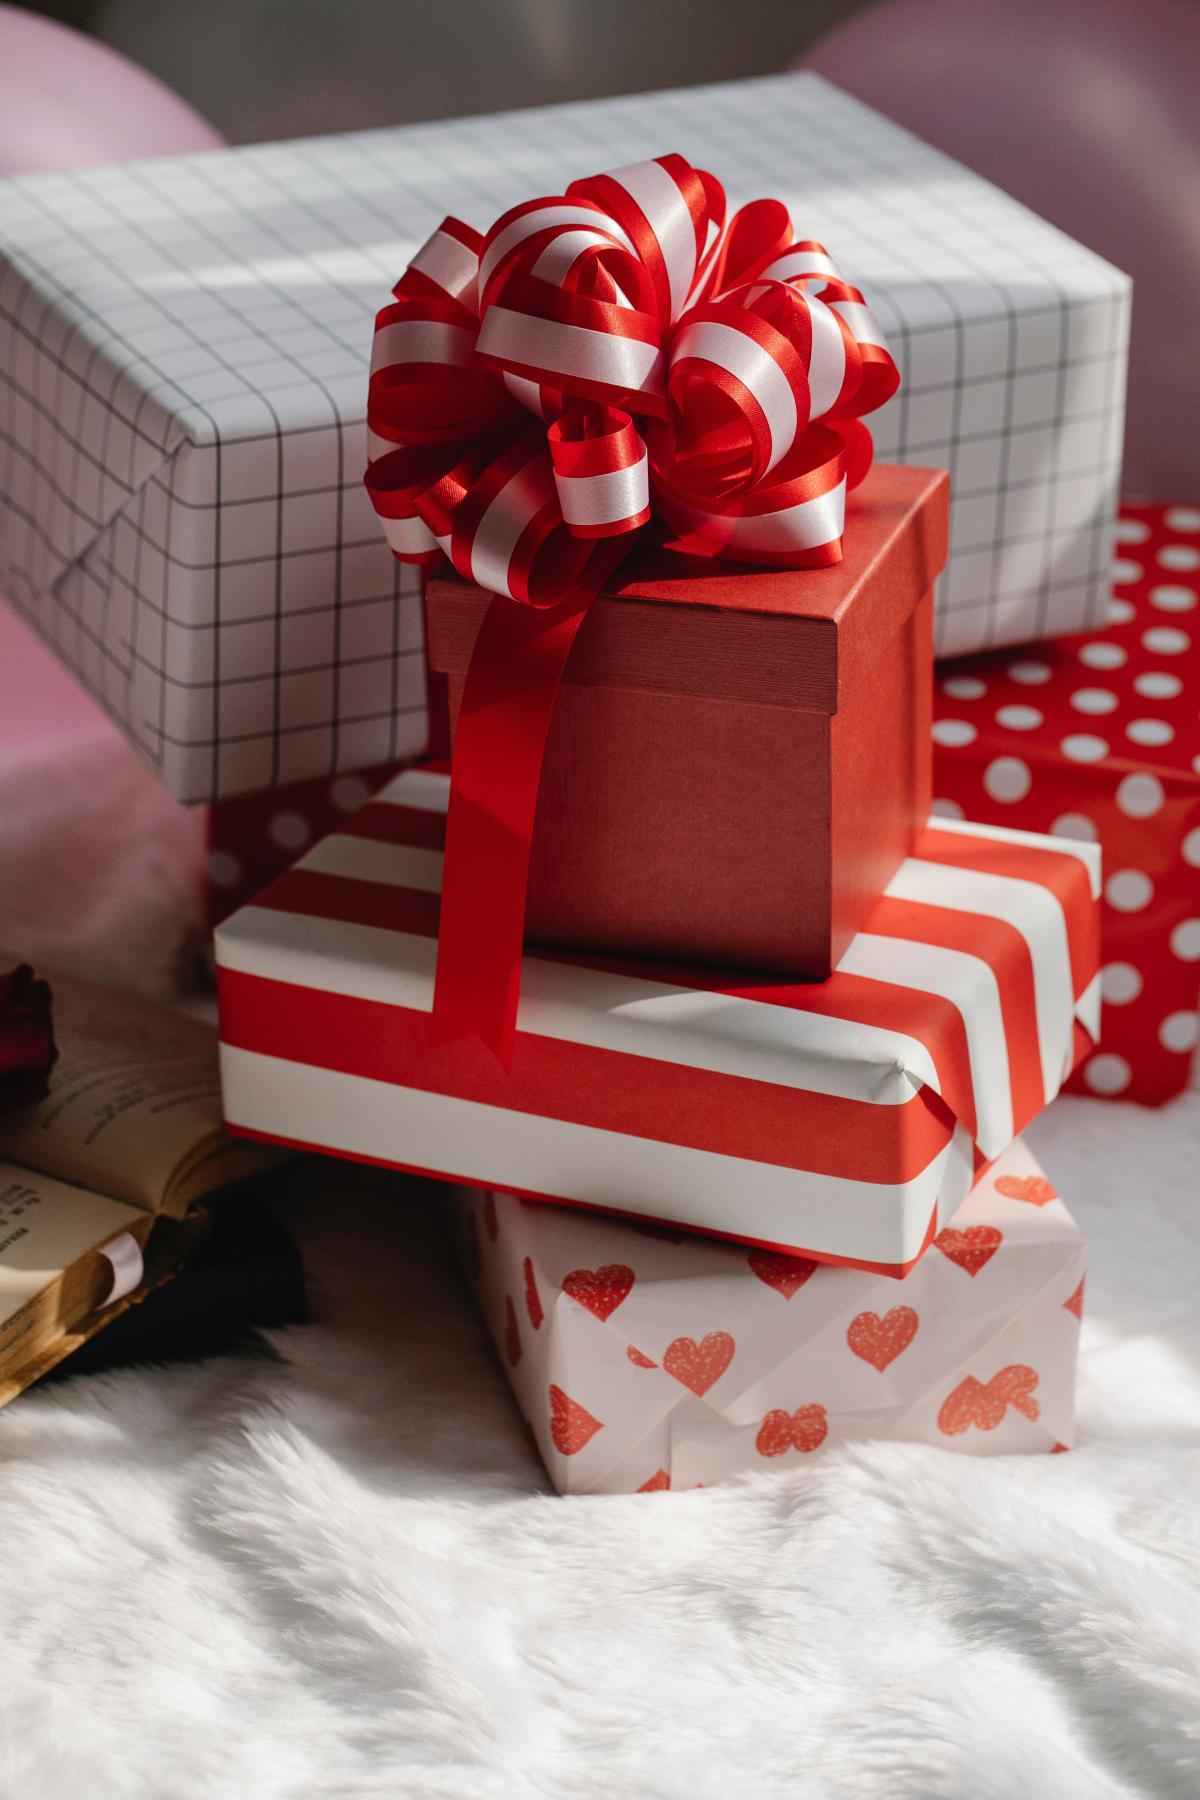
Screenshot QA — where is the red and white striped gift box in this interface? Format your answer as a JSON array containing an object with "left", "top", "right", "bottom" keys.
[{"left": 215, "top": 769, "right": 1100, "bottom": 1275}]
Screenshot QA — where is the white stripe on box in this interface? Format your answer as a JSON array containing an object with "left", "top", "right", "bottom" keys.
[
  {"left": 217, "top": 905, "right": 943, "bottom": 1106},
  {"left": 298, "top": 834, "right": 444, "bottom": 890},
  {"left": 928, "top": 813, "right": 1102, "bottom": 898},
  {"left": 840, "top": 933, "right": 1013, "bottom": 1155},
  {"left": 887, "top": 858, "right": 1075, "bottom": 1106},
  {"left": 219, "top": 1045, "right": 976, "bottom": 1264},
  {"left": 381, "top": 768, "right": 452, "bottom": 813}
]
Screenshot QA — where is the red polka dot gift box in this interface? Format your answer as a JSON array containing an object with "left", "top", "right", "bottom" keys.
[
  {"left": 452, "top": 1135, "right": 1084, "bottom": 1494},
  {"left": 204, "top": 762, "right": 397, "bottom": 930},
  {"left": 215, "top": 767, "right": 1099, "bottom": 1276},
  {"left": 933, "top": 504, "right": 1200, "bottom": 1107}
]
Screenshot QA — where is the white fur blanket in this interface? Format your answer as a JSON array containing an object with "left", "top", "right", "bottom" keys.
[{"left": 1, "top": 1091, "right": 1197, "bottom": 1799}]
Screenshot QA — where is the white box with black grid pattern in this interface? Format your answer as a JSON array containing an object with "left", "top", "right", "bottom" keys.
[{"left": 0, "top": 73, "right": 1129, "bottom": 804}]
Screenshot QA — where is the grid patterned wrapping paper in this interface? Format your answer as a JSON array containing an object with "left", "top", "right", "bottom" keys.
[{"left": 0, "top": 74, "right": 1129, "bottom": 803}]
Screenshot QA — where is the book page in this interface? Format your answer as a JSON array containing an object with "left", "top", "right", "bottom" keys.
[
  {"left": 0, "top": 967, "right": 282, "bottom": 1215},
  {"left": 0, "top": 1162, "right": 145, "bottom": 1339}
]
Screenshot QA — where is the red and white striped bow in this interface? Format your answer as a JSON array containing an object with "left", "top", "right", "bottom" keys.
[
  {"left": 366, "top": 153, "right": 898, "bottom": 602},
  {"left": 364, "top": 156, "right": 900, "bottom": 1068}
]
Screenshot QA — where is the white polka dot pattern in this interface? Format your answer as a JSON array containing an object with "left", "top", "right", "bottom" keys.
[
  {"left": 208, "top": 849, "right": 242, "bottom": 888},
  {"left": 1115, "top": 773, "right": 1164, "bottom": 819},
  {"left": 941, "top": 676, "right": 986, "bottom": 700},
  {"left": 1149, "top": 585, "right": 1196, "bottom": 612},
  {"left": 1160, "top": 1011, "right": 1200, "bottom": 1053},
  {"left": 1078, "top": 641, "right": 1126, "bottom": 669},
  {"left": 1050, "top": 813, "right": 1098, "bottom": 842},
  {"left": 1158, "top": 545, "right": 1200, "bottom": 573},
  {"left": 1134, "top": 671, "right": 1181, "bottom": 699},
  {"left": 1172, "top": 920, "right": 1200, "bottom": 962},
  {"left": 1125, "top": 719, "right": 1174, "bottom": 747},
  {"left": 269, "top": 811, "right": 311, "bottom": 850},
  {"left": 1100, "top": 962, "right": 1142, "bottom": 1005},
  {"left": 932, "top": 719, "right": 977, "bottom": 748},
  {"left": 1142, "top": 626, "right": 1189, "bottom": 654},
  {"left": 1105, "top": 870, "right": 1153, "bottom": 912},
  {"left": 1083, "top": 1054, "right": 1131, "bottom": 1095},
  {"left": 995, "top": 705, "right": 1042, "bottom": 731},
  {"left": 983, "top": 757, "right": 1032, "bottom": 803},
  {"left": 1069, "top": 688, "right": 1118, "bottom": 715},
  {"left": 1061, "top": 734, "right": 1109, "bottom": 763},
  {"left": 932, "top": 503, "right": 1200, "bottom": 1105}
]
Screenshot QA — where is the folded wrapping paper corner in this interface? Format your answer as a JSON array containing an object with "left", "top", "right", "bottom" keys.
[
  {"left": 453, "top": 1135, "right": 1086, "bottom": 1494},
  {"left": 215, "top": 769, "right": 1101, "bottom": 1273}
]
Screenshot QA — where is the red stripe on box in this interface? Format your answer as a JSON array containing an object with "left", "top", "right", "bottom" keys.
[
  {"left": 920, "top": 827, "right": 1099, "bottom": 997},
  {"left": 218, "top": 967, "right": 957, "bottom": 1184},
  {"left": 248, "top": 865, "right": 978, "bottom": 1144},
  {"left": 867, "top": 894, "right": 1043, "bottom": 1128},
  {"left": 339, "top": 801, "right": 448, "bottom": 849}
]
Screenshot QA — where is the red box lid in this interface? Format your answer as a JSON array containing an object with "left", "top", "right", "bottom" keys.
[{"left": 426, "top": 462, "right": 948, "bottom": 715}]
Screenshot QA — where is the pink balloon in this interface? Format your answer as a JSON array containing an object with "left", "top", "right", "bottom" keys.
[
  {"left": 0, "top": 3, "right": 223, "bottom": 175},
  {"left": 804, "top": 0, "right": 1200, "bottom": 499}
]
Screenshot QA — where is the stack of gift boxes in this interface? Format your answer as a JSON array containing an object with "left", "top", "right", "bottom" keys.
[{"left": 1, "top": 74, "right": 1155, "bottom": 1492}]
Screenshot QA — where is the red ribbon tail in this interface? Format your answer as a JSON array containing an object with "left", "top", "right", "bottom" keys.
[{"left": 429, "top": 588, "right": 593, "bottom": 1069}]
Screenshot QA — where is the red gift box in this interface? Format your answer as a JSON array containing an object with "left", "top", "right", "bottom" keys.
[
  {"left": 425, "top": 463, "right": 947, "bottom": 979},
  {"left": 933, "top": 502, "right": 1200, "bottom": 1106}
]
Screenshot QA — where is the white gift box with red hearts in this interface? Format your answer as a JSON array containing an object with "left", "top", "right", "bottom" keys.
[{"left": 453, "top": 1137, "right": 1085, "bottom": 1495}]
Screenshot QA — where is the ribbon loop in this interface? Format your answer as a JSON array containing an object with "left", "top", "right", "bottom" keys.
[{"left": 365, "top": 156, "right": 900, "bottom": 1064}]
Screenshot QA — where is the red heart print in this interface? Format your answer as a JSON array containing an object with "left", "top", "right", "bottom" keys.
[
  {"left": 755, "top": 1404, "right": 828, "bottom": 1458},
  {"left": 846, "top": 1305, "right": 919, "bottom": 1371},
  {"left": 504, "top": 1295, "right": 521, "bottom": 1367},
  {"left": 549, "top": 1383, "right": 603, "bottom": 1456},
  {"left": 626, "top": 1345, "right": 656, "bottom": 1369},
  {"left": 562, "top": 1263, "right": 635, "bottom": 1322},
  {"left": 747, "top": 1250, "right": 818, "bottom": 1300},
  {"left": 1064, "top": 1277, "right": 1085, "bottom": 1321},
  {"left": 483, "top": 1192, "right": 499, "bottom": 1241},
  {"left": 995, "top": 1174, "right": 1058, "bottom": 1208},
  {"left": 523, "top": 1256, "right": 544, "bottom": 1330},
  {"left": 1050, "top": 1443, "right": 1069, "bottom": 1454},
  {"left": 935, "top": 1224, "right": 1002, "bottom": 1277},
  {"left": 937, "top": 1364, "right": 1040, "bottom": 1436},
  {"left": 638, "top": 1468, "right": 670, "bottom": 1492},
  {"left": 663, "top": 1331, "right": 735, "bottom": 1396}
]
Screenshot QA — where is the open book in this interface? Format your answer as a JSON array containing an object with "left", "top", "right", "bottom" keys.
[{"left": 0, "top": 967, "right": 284, "bottom": 1405}]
